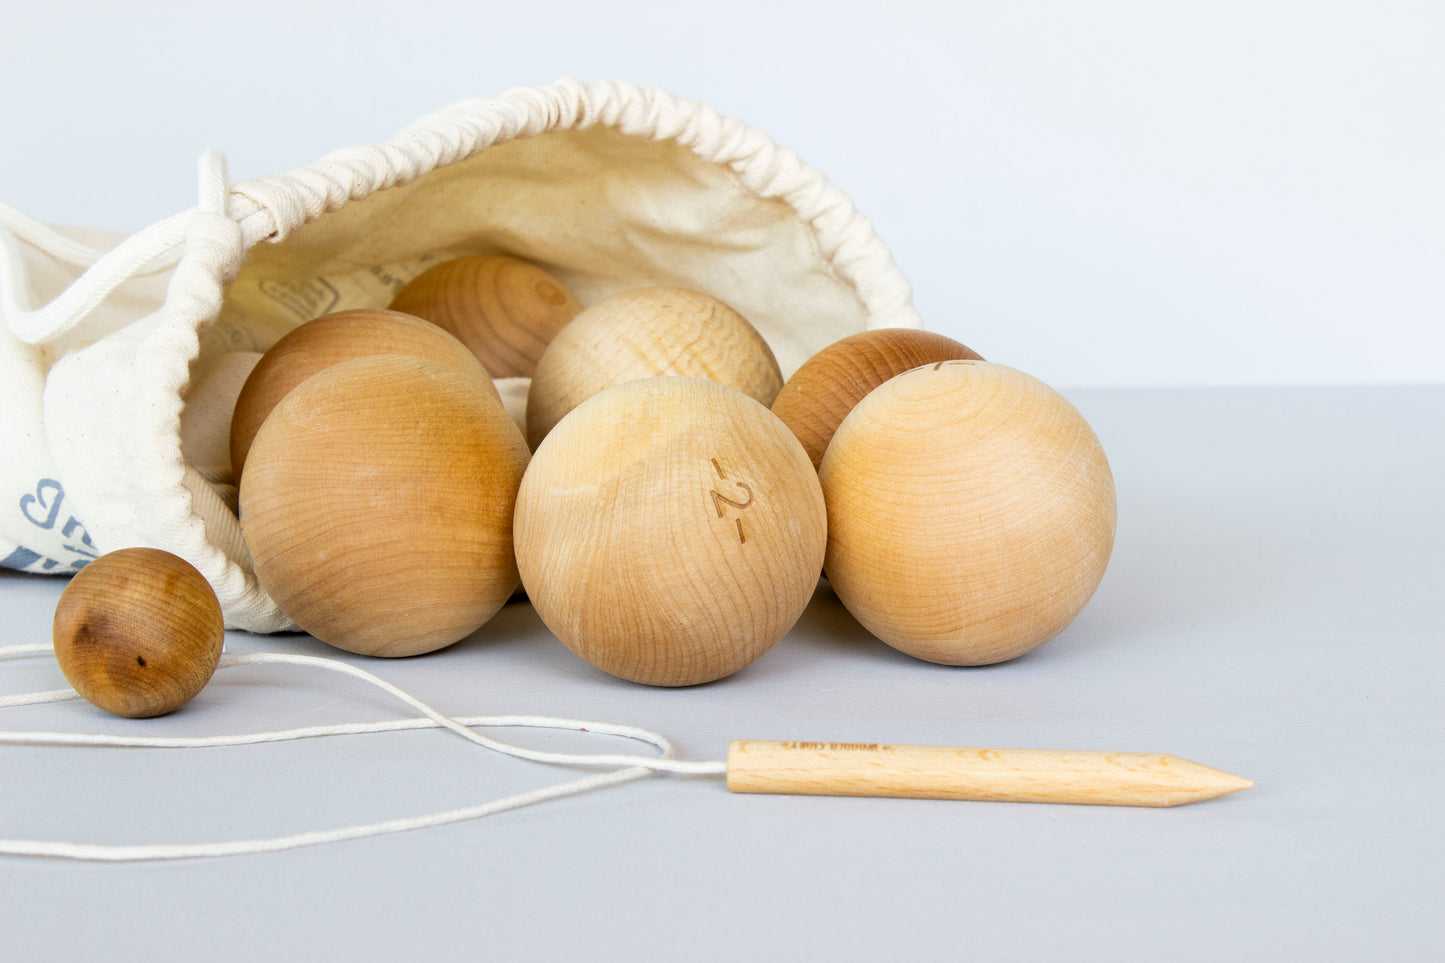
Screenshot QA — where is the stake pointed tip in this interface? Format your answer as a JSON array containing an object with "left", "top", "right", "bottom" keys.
[
  {"left": 1159, "top": 759, "right": 1253, "bottom": 806},
  {"left": 1220, "top": 773, "right": 1253, "bottom": 794}
]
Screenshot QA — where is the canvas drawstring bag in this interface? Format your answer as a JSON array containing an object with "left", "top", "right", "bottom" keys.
[{"left": 0, "top": 77, "right": 921, "bottom": 633}]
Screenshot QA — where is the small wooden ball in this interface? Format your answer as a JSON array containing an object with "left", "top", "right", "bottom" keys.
[
  {"left": 515, "top": 377, "right": 825, "bottom": 686},
  {"left": 525, "top": 287, "right": 783, "bottom": 449},
  {"left": 52, "top": 548, "right": 224, "bottom": 718},
  {"left": 240, "top": 355, "right": 529, "bottom": 656},
  {"left": 771, "top": 328, "right": 983, "bottom": 471},
  {"left": 388, "top": 255, "right": 582, "bottom": 379},
  {"left": 229, "top": 309, "right": 500, "bottom": 481},
  {"left": 821, "top": 361, "right": 1116, "bottom": 666}
]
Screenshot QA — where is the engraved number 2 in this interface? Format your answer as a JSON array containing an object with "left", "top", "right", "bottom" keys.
[
  {"left": 710, "top": 484, "right": 753, "bottom": 517},
  {"left": 709, "top": 458, "right": 753, "bottom": 544}
]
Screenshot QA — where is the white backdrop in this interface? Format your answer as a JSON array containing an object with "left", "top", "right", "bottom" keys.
[{"left": 1, "top": 0, "right": 1439, "bottom": 387}]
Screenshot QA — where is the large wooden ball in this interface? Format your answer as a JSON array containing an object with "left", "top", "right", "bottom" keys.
[
  {"left": 515, "top": 377, "right": 825, "bottom": 686},
  {"left": 525, "top": 287, "right": 783, "bottom": 449},
  {"left": 53, "top": 548, "right": 224, "bottom": 718},
  {"left": 772, "top": 328, "right": 982, "bottom": 470},
  {"left": 240, "top": 356, "right": 529, "bottom": 656},
  {"left": 821, "top": 361, "right": 1116, "bottom": 665},
  {"left": 388, "top": 255, "right": 582, "bottom": 379},
  {"left": 229, "top": 309, "right": 499, "bottom": 480}
]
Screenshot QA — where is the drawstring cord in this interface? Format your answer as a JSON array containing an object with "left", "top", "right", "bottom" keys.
[{"left": 0, "top": 151, "right": 264, "bottom": 346}]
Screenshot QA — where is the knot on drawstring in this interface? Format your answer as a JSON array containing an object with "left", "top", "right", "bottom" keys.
[{"left": 183, "top": 151, "right": 246, "bottom": 286}]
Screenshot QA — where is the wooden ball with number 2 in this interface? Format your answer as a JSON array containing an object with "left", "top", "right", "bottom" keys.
[{"left": 514, "top": 378, "right": 825, "bottom": 686}]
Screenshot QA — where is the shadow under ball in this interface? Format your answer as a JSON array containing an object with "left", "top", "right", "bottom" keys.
[
  {"left": 229, "top": 309, "right": 500, "bottom": 481},
  {"left": 821, "top": 361, "right": 1116, "bottom": 666},
  {"left": 514, "top": 377, "right": 826, "bottom": 686},
  {"left": 240, "top": 356, "right": 529, "bottom": 657},
  {"left": 388, "top": 255, "right": 582, "bottom": 379},
  {"left": 771, "top": 328, "right": 983, "bottom": 471},
  {"left": 525, "top": 287, "right": 784, "bottom": 449},
  {"left": 52, "top": 548, "right": 224, "bottom": 718}
]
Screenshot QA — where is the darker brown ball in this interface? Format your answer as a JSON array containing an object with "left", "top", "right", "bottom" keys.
[
  {"left": 53, "top": 548, "right": 225, "bottom": 718},
  {"left": 771, "top": 328, "right": 982, "bottom": 471}
]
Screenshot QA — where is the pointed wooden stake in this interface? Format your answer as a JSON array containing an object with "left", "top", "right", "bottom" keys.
[{"left": 726, "top": 741, "right": 1252, "bottom": 808}]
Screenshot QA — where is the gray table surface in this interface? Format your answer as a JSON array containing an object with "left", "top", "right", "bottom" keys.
[{"left": 1, "top": 385, "right": 1441, "bottom": 962}]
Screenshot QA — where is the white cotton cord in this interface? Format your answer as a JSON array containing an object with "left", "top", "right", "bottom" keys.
[
  {"left": 0, "top": 645, "right": 77, "bottom": 708},
  {"left": 0, "top": 646, "right": 724, "bottom": 774},
  {"left": 2, "top": 211, "right": 190, "bottom": 344},
  {"left": 0, "top": 768, "right": 651, "bottom": 862},
  {"left": 0, "top": 202, "right": 186, "bottom": 275},
  {"left": 0, "top": 644, "right": 55, "bottom": 658},
  {"left": 0, "top": 149, "right": 240, "bottom": 347},
  {"left": 214, "top": 653, "right": 727, "bottom": 775},
  {"left": 0, "top": 645, "right": 727, "bottom": 861},
  {"left": 0, "top": 688, "right": 78, "bottom": 709},
  {"left": 0, "top": 712, "right": 670, "bottom": 750},
  {"left": 0, "top": 148, "right": 274, "bottom": 351},
  {"left": 0, "top": 202, "right": 111, "bottom": 267}
]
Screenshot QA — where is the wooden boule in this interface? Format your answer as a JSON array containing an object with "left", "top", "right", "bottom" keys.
[
  {"left": 240, "top": 355, "right": 529, "bottom": 657},
  {"left": 229, "top": 309, "right": 500, "bottom": 481},
  {"left": 525, "top": 287, "right": 783, "bottom": 449},
  {"left": 771, "top": 328, "right": 982, "bottom": 470},
  {"left": 388, "top": 255, "right": 582, "bottom": 379},
  {"left": 514, "top": 377, "right": 825, "bottom": 686},
  {"left": 821, "top": 361, "right": 1116, "bottom": 665},
  {"left": 52, "top": 548, "right": 224, "bottom": 718}
]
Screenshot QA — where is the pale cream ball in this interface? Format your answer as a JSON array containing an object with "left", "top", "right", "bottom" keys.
[
  {"left": 525, "top": 287, "right": 783, "bottom": 449},
  {"left": 821, "top": 361, "right": 1116, "bottom": 665},
  {"left": 514, "top": 377, "right": 825, "bottom": 686}
]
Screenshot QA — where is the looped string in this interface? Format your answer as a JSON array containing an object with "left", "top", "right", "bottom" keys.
[
  {"left": 0, "top": 151, "right": 263, "bottom": 346},
  {"left": 0, "top": 644, "right": 726, "bottom": 861}
]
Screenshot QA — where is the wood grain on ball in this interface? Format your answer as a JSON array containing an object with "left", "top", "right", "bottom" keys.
[
  {"left": 240, "top": 356, "right": 529, "bottom": 657},
  {"left": 771, "top": 328, "right": 982, "bottom": 470},
  {"left": 525, "top": 287, "right": 783, "bottom": 449},
  {"left": 821, "top": 361, "right": 1116, "bottom": 666},
  {"left": 52, "top": 548, "right": 224, "bottom": 718},
  {"left": 389, "top": 255, "right": 582, "bottom": 379},
  {"left": 514, "top": 377, "right": 825, "bottom": 686},
  {"left": 229, "top": 309, "right": 499, "bottom": 480}
]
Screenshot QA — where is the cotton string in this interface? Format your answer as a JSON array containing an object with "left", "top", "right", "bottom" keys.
[
  {"left": 0, "top": 644, "right": 727, "bottom": 861},
  {"left": 0, "top": 153, "right": 232, "bottom": 346}
]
